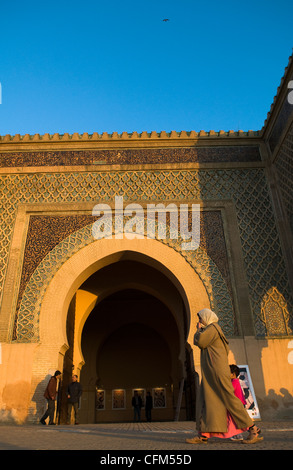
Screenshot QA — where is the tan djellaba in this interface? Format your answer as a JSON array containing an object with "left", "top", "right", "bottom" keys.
[{"left": 194, "top": 310, "right": 253, "bottom": 433}]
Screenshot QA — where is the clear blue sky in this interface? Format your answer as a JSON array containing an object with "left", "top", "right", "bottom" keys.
[{"left": 0, "top": 0, "right": 292, "bottom": 136}]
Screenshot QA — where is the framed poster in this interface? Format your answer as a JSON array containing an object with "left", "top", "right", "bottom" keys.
[
  {"left": 153, "top": 387, "right": 166, "bottom": 408},
  {"left": 112, "top": 389, "right": 126, "bottom": 410},
  {"left": 96, "top": 389, "right": 105, "bottom": 410},
  {"left": 238, "top": 365, "right": 261, "bottom": 420}
]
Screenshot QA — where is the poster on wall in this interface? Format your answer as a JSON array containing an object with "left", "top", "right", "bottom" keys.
[
  {"left": 153, "top": 387, "right": 166, "bottom": 408},
  {"left": 238, "top": 365, "right": 261, "bottom": 420},
  {"left": 112, "top": 389, "right": 126, "bottom": 410},
  {"left": 96, "top": 389, "right": 105, "bottom": 410}
]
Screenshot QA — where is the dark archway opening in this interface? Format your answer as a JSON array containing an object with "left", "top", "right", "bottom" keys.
[
  {"left": 60, "top": 257, "right": 197, "bottom": 423},
  {"left": 80, "top": 288, "right": 184, "bottom": 422}
]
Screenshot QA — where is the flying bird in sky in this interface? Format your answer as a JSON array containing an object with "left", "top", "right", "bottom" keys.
[{"left": 162, "top": 18, "right": 170, "bottom": 22}]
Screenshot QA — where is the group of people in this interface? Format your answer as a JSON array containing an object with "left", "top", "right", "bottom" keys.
[
  {"left": 132, "top": 390, "right": 153, "bottom": 422},
  {"left": 40, "top": 307, "right": 263, "bottom": 445},
  {"left": 40, "top": 373, "right": 152, "bottom": 425},
  {"left": 40, "top": 373, "right": 82, "bottom": 425}
]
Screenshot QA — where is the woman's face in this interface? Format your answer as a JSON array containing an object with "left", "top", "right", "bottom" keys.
[{"left": 198, "top": 316, "right": 204, "bottom": 327}]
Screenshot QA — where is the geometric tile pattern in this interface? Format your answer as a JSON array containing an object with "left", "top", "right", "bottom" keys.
[
  {"left": 0, "top": 167, "right": 292, "bottom": 340},
  {"left": 15, "top": 221, "right": 235, "bottom": 341},
  {"left": 14, "top": 210, "right": 232, "bottom": 326},
  {"left": 274, "top": 121, "right": 293, "bottom": 234}
]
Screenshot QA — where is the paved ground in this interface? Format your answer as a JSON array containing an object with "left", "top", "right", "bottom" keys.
[{"left": 0, "top": 420, "right": 292, "bottom": 453}]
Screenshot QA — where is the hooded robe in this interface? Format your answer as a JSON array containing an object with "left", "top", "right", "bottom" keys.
[{"left": 194, "top": 308, "right": 253, "bottom": 433}]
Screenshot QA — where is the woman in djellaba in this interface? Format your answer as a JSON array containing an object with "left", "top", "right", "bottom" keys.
[{"left": 186, "top": 308, "right": 263, "bottom": 445}]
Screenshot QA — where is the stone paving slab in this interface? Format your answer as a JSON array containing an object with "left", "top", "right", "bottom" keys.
[{"left": 0, "top": 420, "right": 292, "bottom": 451}]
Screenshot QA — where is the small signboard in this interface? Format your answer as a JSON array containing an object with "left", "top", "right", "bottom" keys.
[{"left": 238, "top": 365, "right": 261, "bottom": 420}]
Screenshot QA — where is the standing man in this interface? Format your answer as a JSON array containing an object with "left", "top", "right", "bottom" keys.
[
  {"left": 145, "top": 391, "right": 153, "bottom": 422},
  {"left": 132, "top": 390, "right": 142, "bottom": 422},
  {"left": 66, "top": 374, "right": 82, "bottom": 425},
  {"left": 40, "top": 370, "right": 62, "bottom": 425}
]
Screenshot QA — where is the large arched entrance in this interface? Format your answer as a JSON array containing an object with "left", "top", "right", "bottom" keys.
[
  {"left": 37, "top": 237, "right": 210, "bottom": 423},
  {"left": 81, "top": 288, "right": 179, "bottom": 422},
  {"left": 77, "top": 258, "right": 187, "bottom": 423}
]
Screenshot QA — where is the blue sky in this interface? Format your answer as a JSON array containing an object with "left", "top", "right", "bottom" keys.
[{"left": 0, "top": 0, "right": 292, "bottom": 136}]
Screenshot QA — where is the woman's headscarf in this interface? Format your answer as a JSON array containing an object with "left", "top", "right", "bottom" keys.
[{"left": 198, "top": 308, "right": 219, "bottom": 326}]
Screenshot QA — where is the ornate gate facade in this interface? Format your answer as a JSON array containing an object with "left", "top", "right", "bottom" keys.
[{"left": 0, "top": 54, "right": 293, "bottom": 423}]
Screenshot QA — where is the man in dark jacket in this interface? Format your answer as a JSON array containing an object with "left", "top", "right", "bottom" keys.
[
  {"left": 131, "top": 391, "right": 143, "bottom": 422},
  {"left": 145, "top": 391, "right": 153, "bottom": 422},
  {"left": 40, "top": 370, "right": 62, "bottom": 425},
  {"left": 66, "top": 374, "right": 82, "bottom": 424}
]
